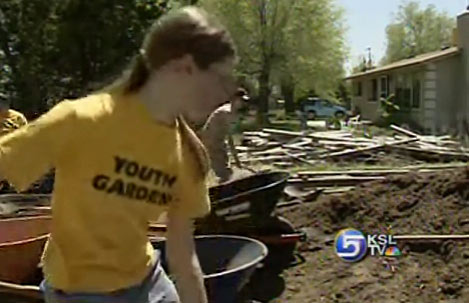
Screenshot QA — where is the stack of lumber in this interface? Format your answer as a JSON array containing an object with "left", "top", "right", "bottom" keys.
[
  {"left": 235, "top": 125, "right": 469, "bottom": 200},
  {"left": 236, "top": 125, "right": 469, "bottom": 167},
  {"left": 287, "top": 163, "right": 468, "bottom": 196}
]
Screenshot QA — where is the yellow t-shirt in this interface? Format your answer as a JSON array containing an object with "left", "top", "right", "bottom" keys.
[
  {"left": 0, "top": 109, "right": 28, "bottom": 136},
  {"left": 0, "top": 93, "right": 210, "bottom": 292}
]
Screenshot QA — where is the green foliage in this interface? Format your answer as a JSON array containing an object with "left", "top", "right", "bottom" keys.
[
  {"left": 0, "top": 0, "right": 168, "bottom": 116},
  {"left": 351, "top": 55, "right": 369, "bottom": 73},
  {"left": 383, "top": 1, "right": 455, "bottom": 64},
  {"left": 375, "top": 94, "right": 425, "bottom": 131},
  {"left": 379, "top": 94, "right": 400, "bottom": 119},
  {"left": 198, "top": 0, "right": 348, "bottom": 114}
]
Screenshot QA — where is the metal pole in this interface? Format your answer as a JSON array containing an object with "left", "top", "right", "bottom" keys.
[{"left": 393, "top": 234, "right": 469, "bottom": 241}]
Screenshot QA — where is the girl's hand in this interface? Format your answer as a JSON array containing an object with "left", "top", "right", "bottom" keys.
[{"left": 167, "top": 207, "right": 208, "bottom": 303}]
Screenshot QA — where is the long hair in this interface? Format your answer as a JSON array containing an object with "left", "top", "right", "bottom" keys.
[{"left": 107, "top": 7, "right": 235, "bottom": 179}]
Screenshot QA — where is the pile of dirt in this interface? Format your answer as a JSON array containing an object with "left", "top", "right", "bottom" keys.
[
  {"left": 282, "top": 167, "right": 469, "bottom": 236},
  {"left": 244, "top": 167, "right": 469, "bottom": 303}
]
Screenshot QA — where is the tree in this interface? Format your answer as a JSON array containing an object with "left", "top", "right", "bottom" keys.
[
  {"left": 351, "top": 55, "right": 369, "bottom": 74},
  {"left": 0, "top": 0, "right": 168, "bottom": 117},
  {"left": 198, "top": 0, "right": 347, "bottom": 123},
  {"left": 383, "top": 1, "right": 455, "bottom": 64}
]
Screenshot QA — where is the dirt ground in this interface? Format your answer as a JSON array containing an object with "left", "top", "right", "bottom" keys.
[{"left": 242, "top": 167, "right": 469, "bottom": 303}]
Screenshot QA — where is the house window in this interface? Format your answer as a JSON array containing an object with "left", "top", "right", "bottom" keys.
[
  {"left": 354, "top": 81, "right": 362, "bottom": 97},
  {"left": 369, "top": 79, "right": 378, "bottom": 102},
  {"left": 380, "top": 75, "right": 390, "bottom": 99},
  {"left": 395, "top": 73, "right": 421, "bottom": 110},
  {"left": 412, "top": 78, "right": 421, "bottom": 108}
]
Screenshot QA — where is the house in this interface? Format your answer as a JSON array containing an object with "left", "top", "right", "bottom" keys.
[{"left": 346, "top": 9, "right": 469, "bottom": 134}]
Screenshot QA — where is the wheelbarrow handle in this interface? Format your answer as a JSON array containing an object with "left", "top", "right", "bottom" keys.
[
  {"left": 0, "top": 280, "right": 42, "bottom": 299},
  {"left": 254, "top": 232, "right": 306, "bottom": 245}
]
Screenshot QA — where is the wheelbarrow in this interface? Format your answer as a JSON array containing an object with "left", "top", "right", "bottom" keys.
[
  {"left": 196, "top": 172, "right": 305, "bottom": 269},
  {"left": 0, "top": 235, "right": 267, "bottom": 303},
  {"left": 152, "top": 235, "right": 268, "bottom": 303}
]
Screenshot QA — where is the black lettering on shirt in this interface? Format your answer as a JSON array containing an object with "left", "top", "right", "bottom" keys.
[
  {"left": 152, "top": 170, "right": 163, "bottom": 186},
  {"left": 126, "top": 161, "right": 139, "bottom": 177},
  {"left": 139, "top": 166, "right": 153, "bottom": 181},
  {"left": 126, "top": 182, "right": 137, "bottom": 199},
  {"left": 114, "top": 156, "right": 127, "bottom": 174},
  {"left": 160, "top": 193, "right": 172, "bottom": 205},
  {"left": 163, "top": 175, "right": 177, "bottom": 188},
  {"left": 148, "top": 190, "right": 159, "bottom": 204},
  {"left": 93, "top": 175, "right": 110, "bottom": 190},
  {"left": 92, "top": 156, "right": 180, "bottom": 206},
  {"left": 107, "top": 178, "right": 125, "bottom": 196},
  {"left": 136, "top": 186, "right": 148, "bottom": 200}
]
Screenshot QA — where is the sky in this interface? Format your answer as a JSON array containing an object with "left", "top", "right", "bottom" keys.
[{"left": 338, "top": 0, "right": 468, "bottom": 74}]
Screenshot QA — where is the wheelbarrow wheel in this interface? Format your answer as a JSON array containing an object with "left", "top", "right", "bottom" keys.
[{"left": 261, "top": 216, "right": 297, "bottom": 271}]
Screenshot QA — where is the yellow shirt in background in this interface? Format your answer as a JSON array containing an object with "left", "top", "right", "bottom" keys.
[
  {"left": 0, "top": 93, "right": 210, "bottom": 292},
  {"left": 0, "top": 109, "right": 27, "bottom": 136}
]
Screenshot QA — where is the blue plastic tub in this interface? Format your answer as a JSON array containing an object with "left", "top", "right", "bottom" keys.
[{"left": 152, "top": 235, "right": 268, "bottom": 303}]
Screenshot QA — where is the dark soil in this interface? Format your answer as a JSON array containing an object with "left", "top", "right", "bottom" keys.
[{"left": 243, "top": 167, "right": 469, "bottom": 303}]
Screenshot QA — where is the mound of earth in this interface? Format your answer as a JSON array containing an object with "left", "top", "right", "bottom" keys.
[{"left": 244, "top": 167, "right": 469, "bottom": 303}]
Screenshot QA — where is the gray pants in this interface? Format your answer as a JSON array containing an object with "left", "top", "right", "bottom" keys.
[
  {"left": 41, "top": 261, "right": 179, "bottom": 303},
  {"left": 209, "top": 146, "right": 232, "bottom": 183}
]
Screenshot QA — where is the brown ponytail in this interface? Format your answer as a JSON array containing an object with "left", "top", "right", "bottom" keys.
[
  {"left": 107, "top": 7, "right": 235, "bottom": 95},
  {"left": 177, "top": 116, "right": 210, "bottom": 179}
]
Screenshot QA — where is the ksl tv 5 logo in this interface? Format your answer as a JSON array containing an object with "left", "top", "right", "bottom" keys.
[{"left": 334, "top": 228, "right": 402, "bottom": 262}]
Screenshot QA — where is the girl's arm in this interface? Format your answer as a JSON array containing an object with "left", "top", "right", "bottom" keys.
[
  {"left": 0, "top": 102, "right": 73, "bottom": 192},
  {"left": 167, "top": 207, "right": 207, "bottom": 303}
]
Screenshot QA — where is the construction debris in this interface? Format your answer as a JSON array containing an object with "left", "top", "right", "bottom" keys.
[{"left": 234, "top": 125, "right": 469, "bottom": 197}]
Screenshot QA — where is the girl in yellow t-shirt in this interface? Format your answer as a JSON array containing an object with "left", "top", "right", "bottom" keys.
[{"left": 0, "top": 6, "right": 237, "bottom": 303}]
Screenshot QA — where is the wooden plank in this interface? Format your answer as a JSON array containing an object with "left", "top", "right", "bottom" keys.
[
  {"left": 402, "top": 163, "right": 468, "bottom": 170},
  {"left": 283, "top": 151, "right": 317, "bottom": 166},
  {"left": 243, "top": 131, "right": 270, "bottom": 138},
  {"left": 322, "top": 187, "right": 356, "bottom": 194},
  {"left": 248, "top": 147, "right": 284, "bottom": 156},
  {"left": 390, "top": 145, "right": 469, "bottom": 161},
  {"left": 297, "top": 169, "right": 411, "bottom": 177},
  {"left": 288, "top": 176, "right": 385, "bottom": 187},
  {"left": 262, "top": 128, "right": 304, "bottom": 137},
  {"left": 283, "top": 138, "right": 313, "bottom": 148},
  {"left": 309, "top": 134, "right": 377, "bottom": 143},
  {"left": 240, "top": 153, "right": 307, "bottom": 163},
  {"left": 317, "top": 140, "right": 373, "bottom": 147},
  {"left": 319, "top": 137, "right": 419, "bottom": 159},
  {"left": 391, "top": 124, "right": 420, "bottom": 137},
  {"left": 283, "top": 145, "right": 315, "bottom": 152},
  {"left": 417, "top": 142, "right": 460, "bottom": 152},
  {"left": 296, "top": 165, "right": 468, "bottom": 178}
]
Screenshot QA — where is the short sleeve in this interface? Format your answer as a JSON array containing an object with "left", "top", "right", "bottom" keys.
[
  {"left": 0, "top": 101, "right": 74, "bottom": 191},
  {"left": 173, "top": 175, "right": 211, "bottom": 219},
  {"left": 171, "top": 145, "right": 211, "bottom": 219}
]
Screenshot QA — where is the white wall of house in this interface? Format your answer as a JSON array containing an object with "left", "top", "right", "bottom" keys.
[
  {"left": 350, "top": 66, "right": 426, "bottom": 127},
  {"left": 457, "top": 10, "right": 469, "bottom": 131},
  {"left": 434, "top": 56, "right": 462, "bottom": 134},
  {"left": 351, "top": 74, "right": 387, "bottom": 122}
]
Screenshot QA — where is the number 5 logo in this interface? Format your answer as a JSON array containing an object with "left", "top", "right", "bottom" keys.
[{"left": 334, "top": 229, "right": 367, "bottom": 262}]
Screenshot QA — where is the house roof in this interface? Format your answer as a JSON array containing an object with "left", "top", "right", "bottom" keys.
[{"left": 346, "top": 46, "right": 461, "bottom": 80}]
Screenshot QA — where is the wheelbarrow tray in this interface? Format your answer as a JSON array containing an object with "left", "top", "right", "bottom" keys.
[
  {"left": 152, "top": 235, "right": 268, "bottom": 303},
  {"left": 0, "top": 216, "right": 51, "bottom": 284},
  {"left": 207, "top": 172, "right": 289, "bottom": 223}
]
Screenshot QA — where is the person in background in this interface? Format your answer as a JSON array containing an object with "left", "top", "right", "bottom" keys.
[
  {"left": 0, "top": 6, "right": 237, "bottom": 303},
  {"left": 199, "top": 87, "right": 250, "bottom": 183},
  {"left": 0, "top": 93, "right": 27, "bottom": 136},
  {"left": 0, "top": 93, "right": 28, "bottom": 192},
  {"left": 295, "top": 107, "right": 308, "bottom": 131}
]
